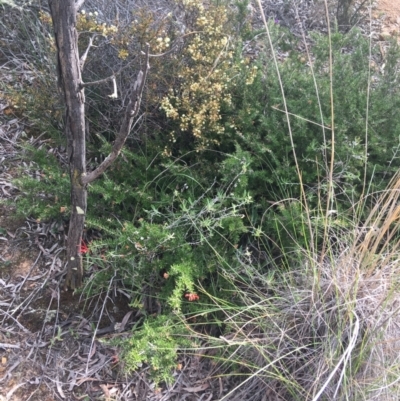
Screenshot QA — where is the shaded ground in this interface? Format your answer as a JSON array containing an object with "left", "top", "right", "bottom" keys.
[
  {"left": 1, "top": 0, "right": 400, "bottom": 400},
  {"left": 0, "top": 87, "right": 228, "bottom": 401}
]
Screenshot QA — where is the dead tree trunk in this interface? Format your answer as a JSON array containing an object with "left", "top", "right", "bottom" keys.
[
  {"left": 49, "top": 0, "right": 86, "bottom": 289},
  {"left": 48, "top": 0, "right": 150, "bottom": 289}
]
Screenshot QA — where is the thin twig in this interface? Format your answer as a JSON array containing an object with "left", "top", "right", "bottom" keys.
[
  {"left": 13, "top": 251, "right": 42, "bottom": 292},
  {"left": 85, "top": 273, "right": 116, "bottom": 374},
  {"left": 0, "top": 342, "right": 21, "bottom": 349},
  {"left": 79, "top": 57, "right": 138, "bottom": 88},
  {"left": 271, "top": 106, "right": 332, "bottom": 130},
  {"left": 79, "top": 30, "right": 199, "bottom": 88}
]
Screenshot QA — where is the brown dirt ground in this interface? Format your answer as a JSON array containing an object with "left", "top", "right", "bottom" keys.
[
  {"left": 375, "top": 0, "right": 400, "bottom": 40},
  {"left": 376, "top": 0, "right": 400, "bottom": 21}
]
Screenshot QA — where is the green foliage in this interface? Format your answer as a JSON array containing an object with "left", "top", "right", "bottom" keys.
[
  {"left": 13, "top": 145, "right": 70, "bottom": 221},
  {"left": 118, "top": 315, "right": 192, "bottom": 384},
  {"left": 218, "top": 25, "right": 400, "bottom": 253},
  {"left": 85, "top": 146, "right": 252, "bottom": 312},
  {"left": 168, "top": 262, "right": 197, "bottom": 310},
  {"left": 0, "top": 6, "right": 62, "bottom": 137}
]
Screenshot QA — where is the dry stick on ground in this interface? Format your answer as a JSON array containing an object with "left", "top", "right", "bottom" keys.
[{"left": 48, "top": 0, "right": 150, "bottom": 289}]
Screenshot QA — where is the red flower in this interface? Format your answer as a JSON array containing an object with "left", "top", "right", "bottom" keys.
[
  {"left": 184, "top": 293, "right": 199, "bottom": 302},
  {"left": 79, "top": 240, "right": 89, "bottom": 254},
  {"left": 110, "top": 354, "right": 119, "bottom": 365}
]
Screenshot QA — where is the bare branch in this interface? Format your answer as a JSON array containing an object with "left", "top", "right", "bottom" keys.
[
  {"left": 108, "top": 76, "right": 118, "bottom": 99},
  {"left": 79, "top": 35, "right": 97, "bottom": 71},
  {"left": 75, "top": 0, "right": 85, "bottom": 11},
  {"left": 82, "top": 44, "right": 150, "bottom": 185},
  {"left": 79, "top": 56, "right": 138, "bottom": 88},
  {"left": 79, "top": 32, "right": 195, "bottom": 88}
]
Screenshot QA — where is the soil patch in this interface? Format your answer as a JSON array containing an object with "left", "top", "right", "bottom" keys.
[
  {"left": 376, "top": 0, "right": 400, "bottom": 21},
  {"left": 375, "top": 0, "right": 400, "bottom": 41}
]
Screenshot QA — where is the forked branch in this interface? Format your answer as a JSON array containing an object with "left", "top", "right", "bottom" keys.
[{"left": 82, "top": 44, "right": 150, "bottom": 185}]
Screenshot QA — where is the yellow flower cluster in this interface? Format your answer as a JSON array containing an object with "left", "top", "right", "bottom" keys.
[
  {"left": 76, "top": 11, "right": 118, "bottom": 36},
  {"left": 40, "top": 8, "right": 172, "bottom": 61},
  {"left": 245, "top": 65, "right": 258, "bottom": 85},
  {"left": 38, "top": 2, "right": 257, "bottom": 153},
  {"left": 111, "top": 9, "right": 172, "bottom": 59},
  {"left": 161, "top": 0, "right": 235, "bottom": 151},
  {"left": 118, "top": 49, "right": 129, "bottom": 60},
  {"left": 39, "top": 10, "right": 118, "bottom": 37},
  {"left": 39, "top": 10, "right": 52, "bottom": 25}
]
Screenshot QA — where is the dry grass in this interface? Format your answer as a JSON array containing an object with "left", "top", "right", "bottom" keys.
[
  {"left": 200, "top": 177, "right": 400, "bottom": 400},
  {"left": 191, "top": 1, "right": 400, "bottom": 398}
]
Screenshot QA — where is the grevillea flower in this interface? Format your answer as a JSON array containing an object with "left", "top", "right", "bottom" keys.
[
  {"left": 79, "top": 240, "right": 89, "bottom": 254},
  {"left": 184, "top": 293, "right": 199, "bottom": 302}
]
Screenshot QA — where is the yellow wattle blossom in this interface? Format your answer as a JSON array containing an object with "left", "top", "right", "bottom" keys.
[
  {"left": 160, "top": 0, "right": 238, "bottom": 151},
  {"left": 118, "top": 49, "right": 129, "bottom": 60}
]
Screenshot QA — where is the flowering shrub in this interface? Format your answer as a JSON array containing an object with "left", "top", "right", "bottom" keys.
[{"left": 160, "top": 0, "right": 238, "bottom": 151}]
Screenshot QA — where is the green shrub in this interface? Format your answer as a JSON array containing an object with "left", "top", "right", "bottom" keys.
[
  {"left": 13, "top": 145, "right": 70, "bottom": 221},
  {"left": 84, "top": 146, "right": 252, "bottom": 309},
  {"left": 118, "top": 315, "right": 193, "bottom": 384},
  {"left": 218, "top": 25, "right": 400, "bottom": 253}
]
